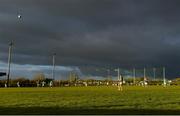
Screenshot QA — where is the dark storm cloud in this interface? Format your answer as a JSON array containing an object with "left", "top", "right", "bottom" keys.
[{"left": 1, "top": 0, "right": 180, "bottom": 77}]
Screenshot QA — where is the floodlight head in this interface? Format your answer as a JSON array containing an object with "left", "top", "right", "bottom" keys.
[
  {"left": 18, "top": 14, "right": 22, "bottom": 19},
  {"left": 53, "top": 53, "right": 56, "bottom": 56},
  {"left": 9, "top": 41, "right": 14, "bottom": 46}
]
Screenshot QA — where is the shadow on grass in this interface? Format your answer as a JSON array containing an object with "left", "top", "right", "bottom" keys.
[{"left": 0, "top": 107, "right": 180, "bottom": 115}]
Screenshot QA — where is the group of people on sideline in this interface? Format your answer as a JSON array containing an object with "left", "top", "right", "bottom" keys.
[{"left": 4, "top": 81, "right": 53, "bottom": 88}]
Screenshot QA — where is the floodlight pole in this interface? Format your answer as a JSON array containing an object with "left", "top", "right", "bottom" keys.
[
  {"left": 7, "top": 41, "right": 13, "bottom": 87},
  {"left": 153, "top": 68, "right": 156, "bottom": 81},
  {"left": 107, "top": 69, "right": 110, "bottom": 81},
  {"left": 163, "top": 67, "right": 166, "bottom": 87},
  {"left": 115, "top": 68, "right": 120, "bottom": 80},
  {"left": 144, "top": 68, "right": 146, "bottom": 83},
  {"left": 133, "top": 68, "right": 136, "bottom": 85},
  {"left": 52, "top": 53, "right": 56, "bottom": 80},
  {"left": 144, "top": 68, "right": 146, "bottom": 86}
]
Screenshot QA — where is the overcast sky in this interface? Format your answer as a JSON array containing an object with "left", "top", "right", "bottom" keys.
[{"left": 1, "top": 0, "right": 180, "bottom": 79}]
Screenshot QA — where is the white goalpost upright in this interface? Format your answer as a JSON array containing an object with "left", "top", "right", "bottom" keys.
[
  {"left": 163, "top": 67, "right": 166, "bottom": 87},
  {"left": 115, "top": 68, "right": 122, "bottom": 91},
  {"left": 133, "top": 68, "right": 136, "bottom": 85},
  {"left": 143, "top": 68, "right": 148, "bottom": 87},
  {"left": 153, "top": 68, "right": 156, "bottom": 81},
  {"left": 51, "top": 53, "right": 56, "bottom": 87}
]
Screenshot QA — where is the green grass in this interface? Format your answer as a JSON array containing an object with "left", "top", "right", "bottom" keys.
[{"left": 0, "top": 86, "right": 180, "bottom": 114}]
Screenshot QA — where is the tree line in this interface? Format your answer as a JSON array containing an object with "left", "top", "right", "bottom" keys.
[{"left": 0, "top": 73, "right": 180, "bottom": 87}]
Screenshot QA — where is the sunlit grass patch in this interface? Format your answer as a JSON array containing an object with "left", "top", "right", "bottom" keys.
[{"left": 0, "top": 86, "right": 179, "bottom": 114}]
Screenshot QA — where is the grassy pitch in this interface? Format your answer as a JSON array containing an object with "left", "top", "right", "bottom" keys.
[{"left": 0, "top": 86, "right": 180, "bottom": 114}]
